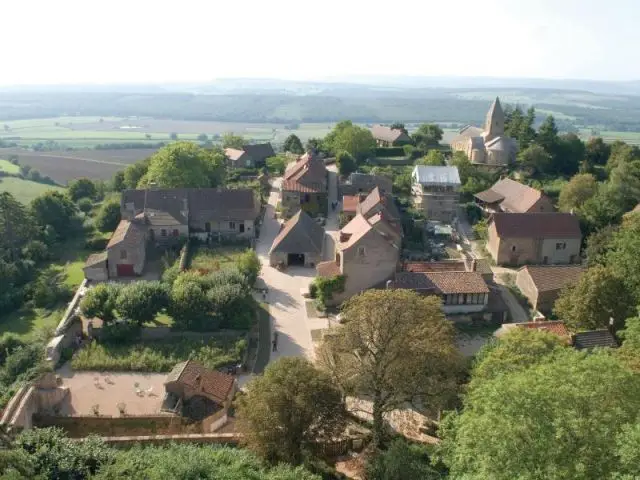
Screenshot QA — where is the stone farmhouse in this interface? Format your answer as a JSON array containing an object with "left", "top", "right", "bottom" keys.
[
  {"left": 411, "top": 165, "right": 461, "bottom": 223},
  {"left": 224, "top": 142, "right": 275, "bottom": 168},
  {"left": 487, "top": 212, "right": 582, "bottom": 266},
  {"left": 515, "top": 265, "right": 584, "bottom": 315},
  {"left": 450, "top": 97, "right": 517, "bottom": 167},
  {"left": 340, "top": 172, "right": 393, "bottom": 196},
  {"left": 280, "top": 152, "right": 328, "bottom": 218},
  {"left": 269, "top": 210, "right": 325, "bottom": 268},
  {"left": 475, "top": 178, "right": 554, "bottom": 213},
  {"left": 371, "top": 125, "right": 412, "bottom": 147},
  {"left": 83, "top": 188, "right": 259, "bottom": 281}
]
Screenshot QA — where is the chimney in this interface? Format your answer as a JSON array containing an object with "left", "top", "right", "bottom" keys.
[{"left": 471, "top": 259, "right": 477, "bottom": 272}]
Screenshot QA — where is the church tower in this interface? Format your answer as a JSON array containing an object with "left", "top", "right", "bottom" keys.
[{"left": 484, "top": 97, "right": 505, "bottom": 141}]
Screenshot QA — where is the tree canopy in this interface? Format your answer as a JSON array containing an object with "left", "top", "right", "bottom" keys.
[
  {"left": 222, "top": 132, "right": 245, "bottom": 149},
  {"left": 283, "top": 134, "right": 304, "bottom": 154},
  {"left": 416, "top": 150, "right": 446, "bottom": 166},
  {"left": 236, "top": 357, "right": 346, "bottom": 465},
  {"left": 68, "top": 178, "right": 97, "bottom": 202},
  {"left": 30, "top": 191, "right": 77, "bottom": 240},
  {"left": 336, "top": 151, "right": 357, "bottom": 176},
  {"left": 143, "top": 142, "right": 225, "bottom": 188},
  {"left": 558, "top": 173, "right": 598, "bottom": 212},
  {"left": 319, "top": 289, "right": 461, "bottom": 447},
  {"left": 323, "top": 121, "right": 375, "bottom": 161},
  {"left": 411, "top": 124, "right": 443, "bottom": 149}
]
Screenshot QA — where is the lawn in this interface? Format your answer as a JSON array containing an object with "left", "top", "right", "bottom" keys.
[
  {"left": 72, "top": 335, "right": 247, "bottom": 372},
  {"left": 189, "top": 245, "right": 248, "bottom": 271},
  {"left": 0, "top": 159, "right": 20, "bottom": 174},
  {"left": 0, "top": 306, "right": 65, "bottom": 340},
  {"left": 0, "top": 176, "right": 65, "bottom": 204}
]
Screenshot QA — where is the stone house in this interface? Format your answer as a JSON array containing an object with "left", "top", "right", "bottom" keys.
[
  {"left": 450, "top": 97, "right": 517, "bottom": 167},
  {"left": 487, "top": 212, "right": 582, "bottom": 266},
  {"left": 411, "top": 165, "right": 461, "bottom": 222},
  {"left": 105, "top": 218, "right": 147, "bottom": 277},
  {"left": 342, "top": 186, "right": 400, "bottom": 225},
  {"left": 163, "top": 360, "right": 237, "bottom": 432},
  {"left": 224, "top": 148, "right": 253, "bottom": 168},
  {"left": 83, "top": 252, "right": 109, "bottom": 282},
  {"left": 340, "top": 172, "right": 393, "bottom": 196},
  {"left": 224, "top": 143, "right": 275, "bottom": 168},
  {"left": 371, "top": 125, "right": 412, "bottom": 147},
  {"left": 281, "top": 152, "right": 328, "bottom": 218},
  {"left": 316, "top": 213, "right": 401, "bottom": 303},
  {"left": 475, "top": 178, "right": 554, "bottom": 213},
  {"left": 269, "top": 210, "right": 325, "bottom": 267},
  {"left": 516, "top": 265, "right": 584, "bottom": 314}
]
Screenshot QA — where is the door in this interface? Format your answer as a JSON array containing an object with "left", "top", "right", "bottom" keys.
[
  {"left": 239, "top": 223, "right": 245, "bottom": 233},
  {"left": 116, "top": 264, "right": 135, "bottom": 277}
]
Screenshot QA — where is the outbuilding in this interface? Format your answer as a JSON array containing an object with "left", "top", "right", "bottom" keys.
[{"left": 269, "top": 210, "right": 325, "bottom": 267}]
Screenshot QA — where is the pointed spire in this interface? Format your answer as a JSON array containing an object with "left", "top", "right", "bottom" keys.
[{"left": 484, "top": 96, "right": 505, "bottom": 139}]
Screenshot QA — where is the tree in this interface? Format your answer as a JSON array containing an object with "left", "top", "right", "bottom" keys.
[
  {"left": 236, "top": 357, "right": 345, "bottom": 465},
  {"left": 553, "top": 265, "right": 633, "bottom": 331},
  {"left": 266, "top": 155, "right": 287, "bottom": 175},
  {"left": 505, "top": 106, "right": 536, "bottom": 149},
  {"left": 579, "top": 184, "right": 626, "bottom": 233},
  {"left": 111, "top": 171, "right": 125, "bottom": 192},
  {"left": 605, "top": 213, "right": 640, "bottom": 304},
  {"left": 606, "top": 141, "right": 640, "bottom": 172},
  {"left": 122, "top": 159, "right": 150, "bottom": 189},
  {"left": 222, "top": 132, "right": 245, "bottom": 149},
  {"left": 77, "top": 197, "right": 93, "bottom": 213},
  {"left": 324, "top": 121, "right": 375, "bottom": 161},
  {"left": 168, "top": 280, "right": 209, "bottom": 330},
  {"left": 283, "top": 134, "right": 304, "bottom": 154},
  {"left": 411, "top": 124, "right": 443, "bottom": 149},
  {"left": 68, "top": 178, "right": 97, "bottom": 202},
  {"left": 584, "top": 225, "right": 618, "bottom": 266},
  {"left": 197, "top": 133, "right": 208, "bottom": 142},
  {"left": 305, "top": 137, "right": 323, "bottom": 154},
  {"left": 319, "top": 290, "right": 461, "bottom": 447},
  {"left": 365, "top": 438, "right": 442, "bottom": 480},
  {"left": 336, "top": 151, "right": 357, "bottom": 176},
  {"left": 517, "top": 144, "right": 552, "bottom": 175},
  {"left": 389, "top": 122, "right": 408, "bottom": 135},
  {"left": 80, "top": 283, "right": 121, "bottom": 323},
  {"left": 585, "top": 137, "right": 611, "bottom": 166},
  {"left": 31, "top": 266, "right": 70, "bottom": 308},
  {"left": 143, "top": 142, "right": 224, "bottom": 188},
  {"left": 438, "top": 350, "right": 640, "bottom": 480},
  {"left": 22, "top": 240, "right": 49, "bottom": 263},
  {"left": 30, "top": 191, "right": 77, "bottom": 239},
  {"left": 0, "top": 192, "right": 36, "bottom": 260},
  {"left": 556, "top": 133, "right": 584, "bottom": 176},
  {"left": 236, "top": 249, "right": 261, "bottom": 286},
  {"left": 169, "top": 132, "right": 178, "bottom": 140},
  {"left": 558, "top": 173, "right": 598, "bottom": 212},
  {"left": 416, "top": 150, "right": 446, "bottom": 166},
  {"left": 94, "top": 198, "right": 121, "bottom": 233},
  {"left": 115, "top": 281, "right": 168, "bottom": 325},
  {"left": 536, "top": 115, "right": 560, "bottom": 157}
]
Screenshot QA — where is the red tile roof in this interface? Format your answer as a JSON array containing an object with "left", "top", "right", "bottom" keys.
[
  {"left": 342, "top": 195, "right": 360, "bottom": 213},
  {"left": 404, "top": 261, "right": 466, "bottom": 273},
  {"left": 521, "top": 265, "right": 584, "bottom": 293},
  {"left": 106, "top": 219, "right": 146, "bottom": 249},
  {"left": 316, "top": 260, "right": 341, "bottom": 277},
  {"left": 516, "top": 320, "right": 571, "bottom": 338},
  {"left": 491, "top": 212, "right": 581, "bottom": 239},
  {"left": 393, "top": 271, "right": 489, "bottom": 294},
  {"left": 167, "top": 360, "right": 235, "bottom": 405}
]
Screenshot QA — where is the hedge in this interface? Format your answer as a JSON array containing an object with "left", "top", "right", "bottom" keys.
[{"left": 375, "top": 147, "right": 405, "bottom": 157}]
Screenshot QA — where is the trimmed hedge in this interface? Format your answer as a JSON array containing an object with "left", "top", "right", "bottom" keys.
[{"left": 375, "top": 147, "right": 405, "bottom": 157}]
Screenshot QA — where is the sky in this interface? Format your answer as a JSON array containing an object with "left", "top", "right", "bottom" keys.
[{"left": 2, "top": 0, "right": 638, "bottom": 85}]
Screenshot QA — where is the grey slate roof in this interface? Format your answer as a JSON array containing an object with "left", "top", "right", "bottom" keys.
[
  {"left": 270, "top": 210, "right": 325, "bottom": 254},
  {"left": 348, "top": 173, "right": 393, "bottom": 194},
  {"left": 573, "top": 330, "right": 618, "bottom": 350},
  {"left": 412, "top": 166, "right": 461, "bottom": 186},
  {"left": 242, "top": 143, "right": 275, "bottom": 162}
]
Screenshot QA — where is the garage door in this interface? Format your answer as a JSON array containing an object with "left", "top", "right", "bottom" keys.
[{"left": 116, "top": 264, "right": 135, "bottom": 277}]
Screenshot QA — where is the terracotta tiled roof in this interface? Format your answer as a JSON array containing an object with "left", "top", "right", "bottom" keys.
[
  {"left": 338, "top": 214, "right": 372, "bottom": 250},
  {"left": 342, "top": 195, "right": 360, "bottom": 213},
  {"left": 358, "top": 187, "right": 400, "bottom": 221},
  {"left": 477, "top": 178, "right": 548, "bottom": 213},
  {"left": 371, "top": 125, "right": 411, "bottom": 144},
  {"left": 166, "top": 360, "right": 235, "bottom": 405},
  {"left": 316, "top": 260, "right": 341, "bottom": 277},
  {"left": 516, "top": 321, "right": 571, "bottom": 338},
  {"left": 491, "top": 212, "right": 581, "bottom": 239},
  {"left": 521, "top": 265, "right": 584, "bottom": 293},
  {"left": 224, "top": 148, "right": 246, "bottom": 161},
  {"left": 270, "top": 210, "right": 325, "bottom": 254},
  {"left": 404, "top": 261, "right": 466, "bottom": 273},
  {"left": 106, "top": 219, "right": 146, "bottom": 249},
  {"left": 368, "top": 213, "right": 403, "bottom": 242},
  {"left": 84, "top": 252, "right": 108, "bottom": 268},
  {"left": 573, "top": 330, "right": 618, "bottom": 350},
  {"left": 392, "top": 271, "right": 489, "bottom": 294}
]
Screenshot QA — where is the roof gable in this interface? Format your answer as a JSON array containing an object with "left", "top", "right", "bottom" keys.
[
  {"left": 478, "top": 178, "right": 548, "bottom": 213},
  {"left": 242, "top": 143, "right": 275, "bottom": 161},
  {"left": 270, "top": 210, "right": 325, "bottom": 254},
  {"left": 412, "top": 166, "right": 461, "bottom": 186},
  {"left": 392, "top": 271, "right": 489, "bottom": 294},
  {"left": 166, "top": 360, "right": 235, "bottom": 405},
  {"left": 491, "top": 212, "right": 581, "bottom": 239},
  {"left": 107, "top": 219, "right": 146, "bottom": 249},
  {"left": 371, "top": 125, "right": 411, "bottom": 143},
  {"left": 521, "top": 265, "right": 584, "bottom": 293}
]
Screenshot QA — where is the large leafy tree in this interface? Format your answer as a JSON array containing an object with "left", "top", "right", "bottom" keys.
[
  {"left": 122, "top": 158, "right": 150, "bottom": 189},
  {"left": 336, "top": 151, "right": 357, "bottom": 176},
  {"left": 319, "top": 289, "right": 461, "bottom": 447},
  {"left": 585, "top": 137, "right": 611, "bottom": 166},
  {"left": 222, "top": 132, "right": 245, "bottom": 149},
  {"left": 536, "top": 115, "right": 560, "bottom": 157},
  {"left": 553, "top": 265, "right": 633, "bottom": 331},
  {"left": 365, "top": 438, "right": 442, "bottom": 480},
  {"left": 606, "top": 212, "right": 640, "bottom": 303},
  {"left": 438, "top": 350, "right": 640, "bottom": 480},
  {"left": 283, "top": 134, "right": 304, "bottom": 154},
  {"left": 505, "top": 105, "right": 536, "bottom": 149},
  {"left": 517, "top": 144, "right": 552, "bottom": 175},
  {"left": 143, "top": 142, "right": 225, "bottom": 188},
  {"left": 94, "top": 198, "right": 121, "bottom": 233},
  {"left": 558, "top": 173, "right": 598, "bottom": 212},
  {"left": 606, "top": 140, "right": 640, "bottom": 172},
  {"left": 411, "top": 124, "right": 443, "bottom": 149},
  {"left": 0, "top": 192, "right": 36, "bottom": 260},
  {"left": 324, "top": 121, "right": 375, "bottom": 161},
  {"left": 115, "top": 281, "right": 169, "bottom": 325},
  {"left": 236, "top": 357, "right": 346, "bottom": 465},
  {"left": 67, "top": 178, "right": 97, "bottom": 202},
  {"left": 556, "top": 133, "right": 584, "bottom": 176},
  {"left": 416, "top": 150, "right": 446, "bottom": 166},
  {"left": 80, "top": 283, "right": 121, "bottom": 323},
  {"left": 30, "top": 191, "right": 77, "bottom": 240}
]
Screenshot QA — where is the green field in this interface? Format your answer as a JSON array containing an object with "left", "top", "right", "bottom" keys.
[
  {"left": 0, "top": 159, "right": 20, "bottom": 174},
  {"left": 0, "top": 176, "right": 65, "bottom": 204}
]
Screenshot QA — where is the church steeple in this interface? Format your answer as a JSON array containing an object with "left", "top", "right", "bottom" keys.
[{"left": 484, "top": 97, "right": 505, "bottom": 141}]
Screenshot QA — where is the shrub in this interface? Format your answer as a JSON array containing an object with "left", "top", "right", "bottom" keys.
[
  {"left": 236, "top": 249, "right": 261, "bottom": 286},
  {"left": 30, "top": 266, "right": 71, "bottom": 308},
  {"left": 22, "top": 240, "right": 49, "bottom": 263},
  {"left": 115, "top": 281, "right": 169, "bottom": 325},
  {"left": 80, "top": 283, "right": 121, "bottom": 323},
  {"left": 169, "top": 281, "right": 209, "bottom": 330},
  {"left": 208, "top": 284, "right": 254, "bottom": 329},
  {"left": 311, "top": 275, "right": 346, "bottom": 307},
  {"left": 77, "top": 197, "right": 93, "bottom": 213},
  {"left": 101, "top": 321, "right": 141, "bottom": 343},
  {"left": 84, "top": 236, "right": 109, "bottom": 250},
  {"left": 375, "top": 147, "right": 405, "bottom": 157},
  {"left": 94, "top": 199, "right": 121, "bottom": 233}
]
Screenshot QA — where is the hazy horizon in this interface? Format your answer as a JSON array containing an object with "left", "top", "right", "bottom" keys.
[{"left": 4, "top": 0, "right": 639, "bottom": 86}]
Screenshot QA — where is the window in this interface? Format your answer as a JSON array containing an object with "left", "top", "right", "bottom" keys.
[
  {"left": 172, "top": 229, "right": 179, "bottom": 237},
  {"left": 304, "top": 194, "right": 310, "bottom": 203},
  {"left": 511, "top": 245, "right": 516, "bottom": 252},
  {"left": 458, "top": 294, "right": 464, "bottom": 305},
  {"left": 556, "top": 242, "right": 566, "bottom": 250},
  {"left": 205, "top": 222, "right": 211, "bottom": 233},
  {"left": 245, "top": 159, "right": 251, "bottom": 167},
  {"left": 161, "top": 229, "right": 167, "bottom": 237},
  {"left": 229, "top": 222, "right": 236, "bottom": 230},
  {"left": 120, "top": 250, "right": 127, "bottom": 260},
  {"left": 357, "top": 246, "right": 366, "bottom": 257}
]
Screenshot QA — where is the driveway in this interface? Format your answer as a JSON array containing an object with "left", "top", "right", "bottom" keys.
[
  {"left": 324, "top": 167, "right": 339, "bottom": 260},
  {"left": 254, "top": 185, "right": 315, "bottom": 362}
]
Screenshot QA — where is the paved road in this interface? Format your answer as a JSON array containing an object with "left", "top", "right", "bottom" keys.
[
  {"left": 254, "top": 186, "right": 315, "bottom": 361},
  {"left": 324, "top": 167, "right": 339, "bottom": 260},
  {"left": 495, "top": 284, "right": 529, "bottom": 323}
]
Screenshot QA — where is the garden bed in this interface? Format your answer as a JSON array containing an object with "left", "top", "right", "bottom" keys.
[
  {"left": 188, "top": 245, "right": 248, "bottom": 272},
  {"left": 72, "top": 335, "right": 247, "bottom": 372}
]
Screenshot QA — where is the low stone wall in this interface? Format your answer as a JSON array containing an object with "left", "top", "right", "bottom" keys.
[{"left": 86, "top": 432, "right": 241, "bottom": 448}]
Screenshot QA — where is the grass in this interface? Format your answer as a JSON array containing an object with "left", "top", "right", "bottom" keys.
[
  {"left": 71, "top": 335, "right": 247, "bottom": 372},
  {"left": 189, "top": 245, "right": 247, "bottom": 271},
  {"left": 0, "top": 306, "right": 64, "bottom": 341},
  {"left": 0, "top": 176, "right": 65, "bottom": 204},
  {"left": 0, "top": 159, "right": 20, "bottom": 174}
]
